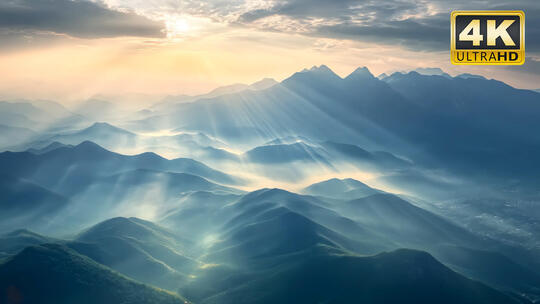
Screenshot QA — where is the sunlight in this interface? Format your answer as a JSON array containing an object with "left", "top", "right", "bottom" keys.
[{"left": 166, "top": 16, "right": 191, "bottom": 38}]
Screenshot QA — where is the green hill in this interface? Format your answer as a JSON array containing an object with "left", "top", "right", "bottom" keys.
[
  {"left": 0, "top": 243, "right": 188, "bottom": 304},
  {"left": 200, "top": 248, "right": 528, "bottom": 304},
  {"left": 70, "top": 217, "right": 198, "bottom": 290}
]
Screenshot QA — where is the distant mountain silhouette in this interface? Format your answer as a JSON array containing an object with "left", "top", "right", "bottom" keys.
[
  {"left": 0, "top": 100, "right": 83, "bottom": 132},
  {"left": 73, "top": 99, "right": 120, "bottom": 120},
  {"left": 73, "top": 122, "right": 135, "bottom": 137},
  {"left": 0, "top": 141, "right": 240, "bottom": 193},
  {"left": 0, "top": 111, "right": 38, "bottom": 130},
  {"left": 40, "top": 122, "right": 138, "bottom": 149},
  {"left": 205, "top": 78, "right": 278, "bottom": 97},
  {"left": 0, "top": 101, "right": 47, "bottom": 122}
]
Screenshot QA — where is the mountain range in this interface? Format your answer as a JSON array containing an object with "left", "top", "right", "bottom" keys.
[
  {"left": 1, "top": 65, "right": 539, "bottom": 303},
  {"left": 127, "top": 65, "right": 540, "bottom": 196}
]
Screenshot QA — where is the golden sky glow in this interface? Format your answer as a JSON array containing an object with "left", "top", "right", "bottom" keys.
[{"left": 0, "top": 0, "right": 538, "bottom": 104}]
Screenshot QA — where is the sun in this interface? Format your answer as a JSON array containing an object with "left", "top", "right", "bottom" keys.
[{"left": 166, "top": 16, "right": 191, "bottom": 38}]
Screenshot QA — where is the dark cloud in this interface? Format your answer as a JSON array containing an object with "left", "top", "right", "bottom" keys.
[
  {"left": 272, "top": 0, "right": 358, "bottom": 18},
  {"left": 314, "top": 13, "right": 448, "bottom": 51},
  {"left": 0, "top": 0, "right": 165, "bottom": 39},
  {"left": 239, "top": 0, "right": 360, "bottom": 22},
  {"left": 237, "top": 0, "right": 540, "bottom": 53}
]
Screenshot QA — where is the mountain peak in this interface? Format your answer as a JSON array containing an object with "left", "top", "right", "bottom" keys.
[
  {"left": 345, "top": 66, "right": 375, "bottom": 80},
  {"left": 89, "top": 121, "right": 114, "bottom": 128},
  {"left": 295, "top": 64, "right": 338, "bottom": 76},
  {"left": 306, "top": 65, "right": 340, "bottom": 77},
  {"left": 81, "top": 122, "right": 135, "bottom": 136},
  {"left": 310, "top": 64, "right": 331, "bottom": 72},
  {"left": 71, "top": 140, "right": 110, "bottom": 154},
  {"left": 282, "top": 65, "right": 342, "bottom": 87}
]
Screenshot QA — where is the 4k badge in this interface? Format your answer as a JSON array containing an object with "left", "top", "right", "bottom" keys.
[{"left": 451, "top": 11, "right": 525, "bottom": 65}]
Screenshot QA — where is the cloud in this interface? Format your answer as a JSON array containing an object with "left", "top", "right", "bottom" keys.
[
  {"left": 0, "top": 0, "right": 165, "bottom": 39},
  {"left": 313, "top": 13, "right": 448, "bottom": 51},
  {"left": 236, "top": 0, "right": 540, "bottom": 53}
]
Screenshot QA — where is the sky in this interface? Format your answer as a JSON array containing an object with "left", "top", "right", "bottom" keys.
[{"left": 0, "top": 0, "right": 539, "bottom": 104}]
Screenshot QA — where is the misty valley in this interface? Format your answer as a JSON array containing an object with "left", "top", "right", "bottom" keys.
[{"left": 1, "top": 66, "right": 540, "bottom": 304}]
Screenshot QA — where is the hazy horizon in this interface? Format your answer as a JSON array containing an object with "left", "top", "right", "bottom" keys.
[
  {"left": 0, "top": 63, "right": 537, "bottom": 106},
  {"left": 0, "top": 0, "right": 539, "bottom": 103}
]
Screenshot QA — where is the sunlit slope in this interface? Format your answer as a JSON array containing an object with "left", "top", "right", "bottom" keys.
[
  {"left": 134, "top": 66, "right": 394, "bottom": 146},
  {"left": 68, "top": 217, "right": 198, "bottom": 290}
]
